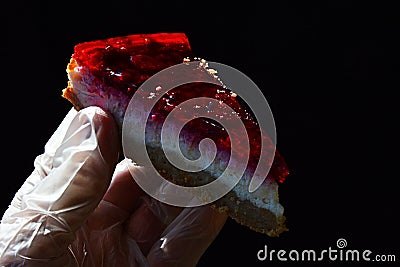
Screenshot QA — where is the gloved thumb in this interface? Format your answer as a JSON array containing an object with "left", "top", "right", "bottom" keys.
[{"left": 0, "top": 106, "right": 119, "bottom": 266}]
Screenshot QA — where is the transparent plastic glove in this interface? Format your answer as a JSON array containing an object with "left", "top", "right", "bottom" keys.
[
  {"left": 0, "top": 106, "right": 228, "bottom": 267},
  {"left": 0, "top": 106, "right": 120, "bottom": 266}
]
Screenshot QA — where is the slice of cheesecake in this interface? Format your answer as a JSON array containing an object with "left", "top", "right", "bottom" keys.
[{"left": 62, "top": 32, "right": 289, "bottom": 236}]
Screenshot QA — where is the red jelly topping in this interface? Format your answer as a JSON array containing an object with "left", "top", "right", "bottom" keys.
[
  {"left": 73, "top": 33, "right": 193, "bottom": 95},
  {"left": 149, "top": 83, "right": 289, "bottom": 183},
  {"left": 72, "top": 33, "right": 289, "bottom": 183}
]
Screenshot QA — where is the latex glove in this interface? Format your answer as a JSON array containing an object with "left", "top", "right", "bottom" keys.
[{"left": 0, "top": 106, "right": 228, "bottom": 267}]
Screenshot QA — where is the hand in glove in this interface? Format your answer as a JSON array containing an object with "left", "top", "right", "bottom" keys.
[{"left": 0, "top": 106, "right": 228, "bottom": 266}]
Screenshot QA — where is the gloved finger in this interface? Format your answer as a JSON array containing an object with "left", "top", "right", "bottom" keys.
[
  {"left": 110, "top": 162, "right": 183, "bottom": 255},
  {"left": 101, "top": 159, "right": 161, "bottom": 257},
  {"left": 125, "top": 195, "right": 185, "bottom": 256},
  {"left": 125, "top": 198, "right": 166, "bottom": 257},
  {"left": 71, "top": 200, "right": 149, "bottom": 267},
  {"left": 70, "top": 158, "right": 156, "bottom": 267},
  {"left": 102, "top": 159, "right": 146, "bottom": 214},
  {"left": 147, "top": 205, "right": 228, "bottom": 267},
  {"left": 45, "top": 106, "right": 120, "bottom": 231},
  {"left": 122, "top": 163, "right": 185, "bottom": 226},
  {"left": 0, "top": 106, "right": 119, "bottom": 265}
]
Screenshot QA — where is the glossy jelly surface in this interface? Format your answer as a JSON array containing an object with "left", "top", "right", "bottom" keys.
[{"left": 72, "top": 33, "right": 289, "bottom": 183}]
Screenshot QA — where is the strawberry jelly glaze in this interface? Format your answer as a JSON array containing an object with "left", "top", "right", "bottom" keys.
[
  {"left": 73, "top": 33, "right": 193, "bottom": 94},
  {"left": 71, "top": 33, "right": 289, "bottom": 183}
]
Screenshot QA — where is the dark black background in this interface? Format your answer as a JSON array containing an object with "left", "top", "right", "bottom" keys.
[{"left": 4, "top": 1, "right": 398, "bottom": 266}]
